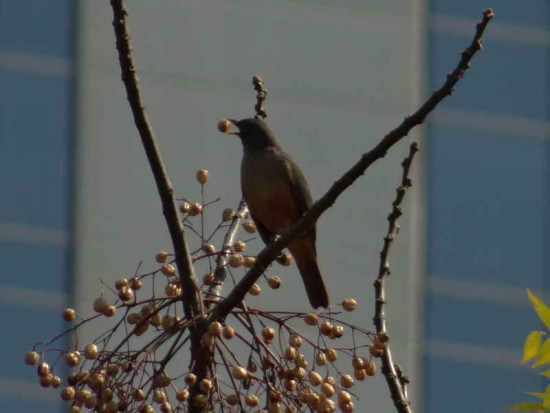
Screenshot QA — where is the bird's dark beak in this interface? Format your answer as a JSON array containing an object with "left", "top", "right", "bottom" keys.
[{"left": 226, "top": 119, "right": 239, "bottom": 135}]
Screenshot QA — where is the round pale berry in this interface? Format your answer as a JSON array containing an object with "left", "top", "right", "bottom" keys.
[
  {"left": 217, "top": 119, "right": 231, "bottom": 133},
  {"left": 155, "top": 250, "right": 169, "bottom": 263},
  {"left": 24, "top": 351, "right": 39, "bottom": 365},
  {"left": 196, "top": 169, "right": 209, "bottom": 185},
  {"left": 267, "top": 275, "right": 282, "bottom": 289},
  {"left": 242, "top": 221, "right": 256, "bottom": 233},
  {"left": 249, "top": 283, "right": 261, "bottom": 296},
  {"left": 63, "top": 308, "right": 76, "bottom": 322},
  {"left": 342, "top": 298, "right": 357, "bottom": 312}
]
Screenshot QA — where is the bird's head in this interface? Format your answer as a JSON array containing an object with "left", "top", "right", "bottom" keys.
[{"left": 219, "top": 117, "right": 280, "bottom": 151}]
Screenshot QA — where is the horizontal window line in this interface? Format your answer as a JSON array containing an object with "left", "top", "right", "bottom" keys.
[
  {"left": 431, "top": 14, "right": 550, "bottom": 46},
  {"left": 427, "top": 276, "right": 533, "bottom": 307},
  {"left": 0, "top": 51, "right": 71, "bottom": 77},
  {"left": 426, "top": 339, "right": 521, "bottom": 368},
  {"left": 0, "top": 378, "right": 60, "bottom": 403},
  {"left": 0, "top": 285, "right": 67, "bottom": 311},
  {"left": 0, "top": 222, "right": 69, "bottom": 247},
  {"left": 431, "top": 108, "right": 549, "bottom": 139}
]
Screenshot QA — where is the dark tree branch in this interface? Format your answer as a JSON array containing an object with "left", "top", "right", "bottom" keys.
[
  {"left": 373, "top": 141, "right": 418, "bottom": 413},
  {"left": 211, "top": 8, "right": 494, "bottom": 323},
  {"left": 109, "top": 1, "right": 203, "bottom": 320}
]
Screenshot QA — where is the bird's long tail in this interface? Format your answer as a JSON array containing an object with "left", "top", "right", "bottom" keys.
[{"left": 289, "top": 237, "right": 329, "bottom": 309}]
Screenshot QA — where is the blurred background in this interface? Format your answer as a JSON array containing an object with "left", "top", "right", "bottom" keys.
[{"left": 0, "top": 0, "right": 548, "bottom": 411}]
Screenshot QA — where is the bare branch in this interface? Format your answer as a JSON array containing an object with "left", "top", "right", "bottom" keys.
[
  {"left": 109, "top": 0, "right": 203, "bottom": 321},
  {"left": 373, "top": 142, "right": 419, "bottom": 413}
]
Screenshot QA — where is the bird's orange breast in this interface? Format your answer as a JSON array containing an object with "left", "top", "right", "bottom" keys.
[{"left": 245, "top": 183, "right": 300, "bottom": 234}]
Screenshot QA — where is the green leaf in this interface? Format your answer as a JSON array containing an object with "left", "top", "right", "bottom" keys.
[
  {"left": 534, "top": 339, "right": 550, "bottom": 367},
  {"left": 506, "top": 402, "right": 548, "bottom": 411},
  {"left": 524, "top": 331, "right": 545, "bottom": 363},
  {"left": 544, "top": 385, "right": 550, "bottom": 408},
  {"left": 540, "top": 370, "right": 550, "bottom": 378},
  {"left": 527, "top": 290, "right": 550, "bottom": 331}
]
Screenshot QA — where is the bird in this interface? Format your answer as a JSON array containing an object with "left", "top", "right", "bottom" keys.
[{"left": 224, "top": 117, "right": 329, "bottom": 309}]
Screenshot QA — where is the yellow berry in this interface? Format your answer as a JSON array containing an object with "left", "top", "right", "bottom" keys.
[
  {"left": 369, "top": 345, "right": 384, "bottom": 358},
  {"left": 234, "top": 240, "right": 246, "bottom": 252},
  {"left": 199, "top": 378, "right": 213, "bottom": 392},
  {"left": 365, "top": 360, "right": 377, "bottom": 376},
  {"left": 155, "top": 250, "right": 169, "bottom": 263},
  {"left": 249, "top": 283, "right": 261, "bottom": 296},
  {"left": 24, "top": 351, "right": 39, "bottom": 365},
  {"left": 196, "top": 169, "right": 209, "bottom": 185},
  {"left": 208, "top": 321, "right": 222, "bottom": 336},
  {"left": 103, "top": 305, "right": 117, "bottom": 317},
  {"left": 321, "top": 382, "right": 334, "bottom": 397},
  {"left": 114, "top": 278, "right": 128, "bottom": 290},
  {"left": 245, "top": 394, "right": 259, "bottom": 407},
  {"left": 193, "top": 394, "right": 208, "bottom": 409},
  {"left": 290, "top": 334, "right": 302, "bottom": 347},
  {"left": 315, "top": 352, "right": 327, "bottom": 366},
  {"left": 60, "top": 386, "right": 76, "bottom": 401},
  {"left": 232, "top": 366, "right": 248, "bottom": 380},
  {"left": 84, "top": 343, "right": 98, "bottom": 359},
  {"left": 133, "top": 389, "right": 145, "bottom": 401},
  {"left": 267, "top": 275, "right": 282, "bottom": 289},
  {"left": 118, "top": 286, "right": 134, "bottom": 301},
  {"left": 338, "top": 390, "right": 352, "bottom": 404},
  {"left": 222, "top": 208, "right": 234, "bottom": 221},
  {"left": 189, "top": 203, "right": 203, "bottom": 216},
  {"left": 153, "top": 390, "right": 166, "bottom": 404},
  {"left": 226, "top": 394, "right": 239, "bottom": 405},
  {"left": 340, "top": 374, "right": 354, "bottom": 388},
  {"left": 304, "top": 313, "right": 318, "bottom": 326},
  {"left": 229, "top": 253, "right": 244, "bottom": 268},
  {"left": 93, "top": 296, "right": 108, "bottom": 313},
  {"left": 354, "top": 368, "right": 367, "bottom": 381},
  {"left": 262, "top": 326, "right": 275, "bottom": 341},
  {"left": 243, "top": 256, "right": 255, "bottom": 268},
  {"left": 284, "top": 346, "right": 297, "bottom": 361},
  {"left": 179, "top": 202, "right": 191, "bottom": 213},
  {"left": 161, "top": 263, "right": 176, "bottom": 277},
  {"left": 325, "top": 348, "right": 338, "bottom": 362},
  {"left": 184, "top": 373, "right": 197, "bottom": 385},
  {"left": 129, "top": 276, "right": 142, "bottom": 290},
  {"left": 308, "top": 371, "right": 322, "bottom": 386},
  {"left": 217, "top": 119, "right": 231, "bottom": 133},
  {"left": 222, "top": 326, "right": 235, "bottom": 339},
  {"left": 342, "top": 298, "right": 357, "bottom": 311},
  {"left": 277, "top": 252, "right": 292, "bottom": 266},
  {"left": 62, "top": 308, "right": 76, "bottom": 322},
  {"left": 176, "top": 389, "right": 189, "bottom": 402},
  {"left": 242, "top": 221, "right": 256, "bottom": 233},
  {"left": 37, "top": 362, "right": 49, "bottom": 377},
  {"left": 319, "top": 321, "right": 333, "bottom": 336}
]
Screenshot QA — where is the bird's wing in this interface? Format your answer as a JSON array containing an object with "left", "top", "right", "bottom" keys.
[
  {"left": 283, "top": 152, "right": 317, "bottom": 246},
  {"left": 248, "top": 208, "right": 275, "bottom": 245}
]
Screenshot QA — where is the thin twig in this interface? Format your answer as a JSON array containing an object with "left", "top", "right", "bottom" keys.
[
  {"left": 252, "top": 75, "right": 268, "bottom": 119},
  {"left": 211, "top": 8, "right": 494, "bottom": 323},
  {"left": 373, "top": 142, "right": 418, "bottom": 413}
]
